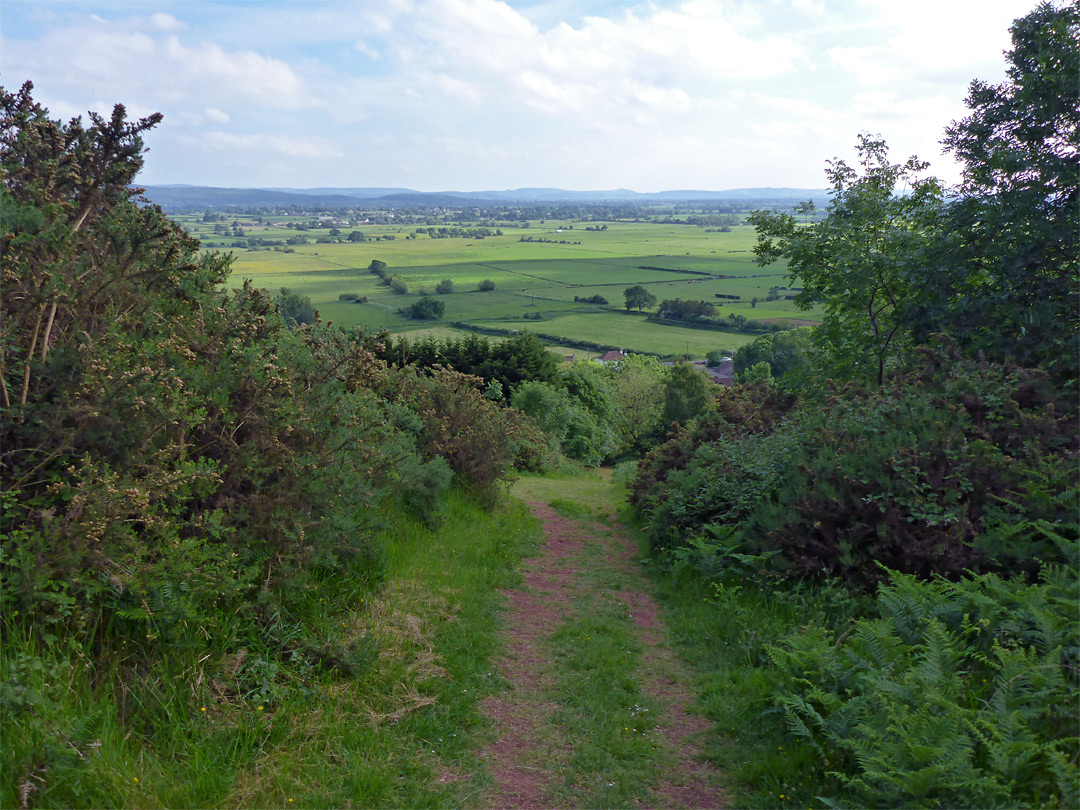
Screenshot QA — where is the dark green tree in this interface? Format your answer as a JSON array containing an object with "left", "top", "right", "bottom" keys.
[
  {"left": 276, "top": 287, "right": 317, "bottom": 326},
  {"left": 624, "top": 285, "right": 657, "bottom": 313},
  {"left": 483, "top": 333, "right": 558, "bottom": 391},
  {"left": 477, "top": 278, "right": 496, "bottom": 291},
  {"left": 926, "top": 0, "right": 1079, "bottom": 378},
  {"left": 403, "top": 296, "right": 445, "bottom": 320}
]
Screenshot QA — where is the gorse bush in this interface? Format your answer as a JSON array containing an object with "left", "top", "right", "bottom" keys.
[
  {"left": 0, "top": 82, "right": 535, "bottom": 773},
  {"left": 380, "top": 365, "right": 555, "bottom": 506}
]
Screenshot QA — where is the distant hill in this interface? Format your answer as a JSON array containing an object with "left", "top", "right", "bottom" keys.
[
  {"left": 138, "top": 186, "right": 364, "bottom": 208},
  {"left": 138, "top": 184, "right": 830, "bottom": 210},
  {"left": 261, "top": 187, "right": 416, "bottom": 199}
]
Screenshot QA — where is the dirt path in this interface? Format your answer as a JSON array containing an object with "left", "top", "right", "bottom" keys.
[{"left": 479, "top": 498, "right": 726, "bottom": 809}]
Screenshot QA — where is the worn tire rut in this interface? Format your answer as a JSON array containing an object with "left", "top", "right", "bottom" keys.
[{"left": 479, "top": 500, "right": 726, "bottom": 809}]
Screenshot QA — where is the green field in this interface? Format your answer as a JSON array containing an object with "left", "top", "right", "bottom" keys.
[
  {"left": 177, "top": 214, "right": 821, "bottom": 359},
  {"left": 493, "top": 313, "right": 758, "bottom": 357}
]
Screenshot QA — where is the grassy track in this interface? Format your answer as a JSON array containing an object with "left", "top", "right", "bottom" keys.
[
  {"left": 493, "top": 471, "right": 724, "bottom": 807},
  {"left": 508, "top": 469, "right": 864, "bottom": 808},
  {"left": 4, "top": 467, "right": 858, "bottom": 808}
]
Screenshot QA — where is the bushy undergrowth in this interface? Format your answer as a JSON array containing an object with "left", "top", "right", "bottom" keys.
[
  {"left": 634, "top": 350, "right": 1078, "bottom": 807},
  {"left": 0, "top": 84, "right": 548, "bottom": 803},
  {"left": 651, "top": 542, "right": 1079, "bottom": 809},
  {"left": 511, "top": 379, "right": 616, "bottom": 467},
  {"left": 379, "top": 365, "right": 557, "bottom": 505},
  {"left": 634, "top": 348, "right": 1077, "bottom": 587},
  {"left": 1, "top": 491, "right": 540, "bottom": 808},
  {"left": 772, "top": 566, "right": 1079, "bottom": 808}
]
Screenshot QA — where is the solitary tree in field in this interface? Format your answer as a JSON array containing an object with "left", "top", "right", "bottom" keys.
[
  {"left": 624, "top": 285, "right": 657, "bottom": 313},
  {"left": 403, "top": 297, "right": 444, "bottom": 320},
  {"left": 277, "top": 288, "right": 317, "bottom": 326},
  {"left": 478, "top": 279, "right": 496, "bottom": 291}
]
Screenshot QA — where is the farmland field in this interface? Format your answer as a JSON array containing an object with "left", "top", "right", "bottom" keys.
[
  {"left": 176, "top": 213, "right": 822, "bottom": 359},
  {"left": 492, "top": 312, "right": 759, "bottom": 357}
]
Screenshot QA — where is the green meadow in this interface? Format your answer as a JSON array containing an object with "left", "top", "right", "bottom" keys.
[
  {"left": 177, "top": 215, "right": 822, "bottom": 359},
  {"left": 493, "top": 312, "right": 759, "bottom": 356}
]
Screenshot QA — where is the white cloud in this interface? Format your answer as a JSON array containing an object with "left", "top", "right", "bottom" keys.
[
  {"left": 2, "top": 11, "right": 317, "bottom": 120},
  {"left": 352, "top": 0, "right": 806, "bottom": 127},
  {"left": 161, "top": 37, "right": 314, "bottom": 108},
  {"left": 148, "top": 13, "right": 186, "bottom": 32},
  {"left": 191, "top": 131, "right": 344, "bottom": 160},
  {"left": 0, "top": 0, "right": 1040, "bottom": 190},
  {"left": 354, "top": 40, "right": 382, "bottom": 60},
  {"left": 203, "top": 107, "right": 231, "bottom": 125}
]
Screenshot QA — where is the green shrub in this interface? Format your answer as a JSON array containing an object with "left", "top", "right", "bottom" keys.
[
  {"left": 382, "top": 367, "right": 553, "bottom": 505},
  {"left": 770, "top": 566, "right": 1080, "bottom": 808},
  {"left": 634, "top": 350, "right": 1077, "bottom": 587},
  {"left": 629, "top": 380, "right": 792, "bottom": 513},
  {"left": 511, "top": 381, "right": 615, "bottom": 467},
  {"left": 400, "top": 296, "right": 444, "bottom": 320}
]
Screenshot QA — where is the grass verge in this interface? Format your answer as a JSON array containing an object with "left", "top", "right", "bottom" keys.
[{"left": 1, "top": 489, "right": 539, "bottom": 808}]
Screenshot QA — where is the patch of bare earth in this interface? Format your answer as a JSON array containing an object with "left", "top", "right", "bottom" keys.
[
  {"left": 481, "top": 501, "right": 726, "bottom": 810},
  {"left": 480, "top": 502, "right": 589, "bottom": 809},
  {"left": 609, "top": 529, "right": 727, "bottom": 810}
]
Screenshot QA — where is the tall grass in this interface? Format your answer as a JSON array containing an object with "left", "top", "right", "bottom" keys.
[{"left": 1, "top": 490, "right": 539, "bottom": 808}]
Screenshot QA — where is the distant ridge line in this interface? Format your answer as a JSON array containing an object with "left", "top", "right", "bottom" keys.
[{"left": 138, "top": 184, "right": 831, "bottom": 209}]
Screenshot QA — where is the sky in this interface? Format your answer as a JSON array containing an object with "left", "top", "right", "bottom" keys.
[{"left": 1, "top": 0, "right": 1038, "bottom": 192}]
